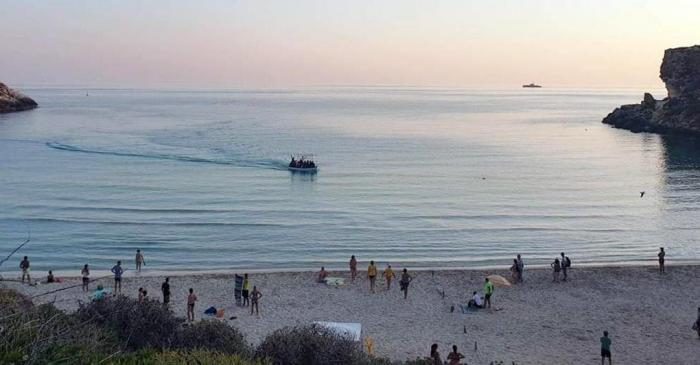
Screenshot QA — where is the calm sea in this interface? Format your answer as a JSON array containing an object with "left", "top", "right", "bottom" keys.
[{"left": 1, "top": 87, "right": 699, "bottom": 274}]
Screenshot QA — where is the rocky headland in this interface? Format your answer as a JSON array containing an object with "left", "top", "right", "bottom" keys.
[
  {"left": 0, "top": 82, "right": 38, "bottom": 113},
  {"left": 603, "top": 45, "right": 700, "bottom": 134}
]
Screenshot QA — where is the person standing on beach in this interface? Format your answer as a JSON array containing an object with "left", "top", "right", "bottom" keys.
[
  {"left": 516, "top": 254, "right": 524, "bottom": 282},
  {"left": 600, "top": 331, "right": 612, "bottom": 365},
  {"left": 658, "top": 247, "right": 665, "bottom": 274},
  {"left": 161, "top": 277, "right": 171, "bottom": 305},
  {"left": 242, "top": 273, "right": 251, "bottom": 307},
  {"left": 429, "top": 343, "right": 441, "bottom": 365},
  {"left": 111, "top": 261, "right": 124, "bottom": 294},
  {"left": 368, "top": 260, "right": 378, "bottom": 293},
  {"left": 383, "top": 264, "right": 395, "bottom": 290},
  {"left": 484, "top": 277, "right": 494, "bottom": 308},
  {"left": 81, "top": 264, "right": 90, "bottom": 292},
  {"left": 187, "top": 288, "right": 197, "bottom": 321},
  {"left": 350, "top": 255, "right": 358, "bottom": 281},
  {"left": 399, "top": 268, "right": 413, "bottom": 299},
  {"left": 135, "top": 249, "right": 145, "bottom": 272},
  {"left": 250, "top": 286, "right": 262, "bottom": 315},
  {"left": 551, "top": 258, "right": 561, "bottom": 282},
  {"left": 19, "top": 256, "right": 31, "bottom": 284},
  {"left": 510, "top": 259, "right": 519, "bottom": 283},
  {"left": 561, "top": 252, "right": 570, "bottom": 281},
  {"left": 447, "top": 345, "right": 465, "bottom": 365}
]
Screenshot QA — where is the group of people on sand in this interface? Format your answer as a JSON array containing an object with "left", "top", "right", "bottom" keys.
[
  {"left": 318, "top": 256, "right": 414, "bottom": 298},
  {"left": 429, "top": 343, "right": 465, "bottom": 365}
]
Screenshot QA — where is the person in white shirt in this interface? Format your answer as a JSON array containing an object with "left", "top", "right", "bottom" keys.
[{"left": 468, "top": 291, "right": 483, "bottom": 308}]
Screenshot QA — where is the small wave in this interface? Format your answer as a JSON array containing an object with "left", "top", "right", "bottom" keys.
[
  {"left": 13, "top": 217, "right": 285, "bottom": 228},
  {"left": 46, "top": 142, "right": 288, "bottom": 170}
]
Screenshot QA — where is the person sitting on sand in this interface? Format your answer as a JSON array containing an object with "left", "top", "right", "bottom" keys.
[
  {"left": 658, "top": 247, "right": 665, "bottom": 274},
  {"left": 447, "top": 345, "right": 465, "bottom": 365},
  {"left": 551, "top": 258, "right": 561, "bottom": 282},
  {"left": 250, "top": 286, "right": 262, "bottom": 315},
  {"left": 46, "top": 270, "right": 55, "bottom": 283},
  {"left": 349, "top": 255, "right": 358, "bottom": 281},
  {"left": 187, "top": 288, "right": 197, "bottom": 321},
  {"left": 138, "top": 288, "right": 148, "bottom": 303},
  {"left": 318, "top": 266, "right": 329, "bottom": 283},
  {"left": 19, "top": 256, "right": 31, "bottom": 284},
  {"left": 484, "top": 277, "right": 494, "bottom": 308},
  {"left": 600, "top": 331, "right": 612, "bottom": 365},
  {"left": 468, "top": 291, "right": 483, "bottom": 308},
  {"left": 399, "top": 268, "right": 413, "bottom": 299},
  {"left": 383, "top": 264, "right": 395, "bottom": 290},
  {"left": 368, "top": 261, "right": 378, "bottom": 293},
  {"left": 81, "top": 264, "right": 90, "bottom": 292},
  {"left": 91, "top": 284, "right": 109, "bottom": 302},
  {"left": 430, "top": 343, "right": 441, "bottom": 365}
]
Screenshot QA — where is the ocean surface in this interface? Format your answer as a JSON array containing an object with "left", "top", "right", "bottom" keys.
[{"left": 1, "top": 87, "right": 699, "bottom": 275}]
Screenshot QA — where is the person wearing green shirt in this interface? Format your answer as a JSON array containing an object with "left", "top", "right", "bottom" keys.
[
  {"left": 484, "top": 277, "right": 494, "bottom": 308},
  {"left": 600, "top": 331, "right": 612, "bottom": 365}
]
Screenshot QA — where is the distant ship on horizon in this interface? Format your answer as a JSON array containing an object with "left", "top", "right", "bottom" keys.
[{"left": 522, "top": 83, "right": 542, "bottom": 88}]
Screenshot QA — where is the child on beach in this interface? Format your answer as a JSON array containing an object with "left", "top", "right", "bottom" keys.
[
  {"left": 250, "top": 286, "right": 262, "bottom": 315},
  {"left": 111, "top": 261, "right": 124, "bottom": 294},
  {"left": 19, "top": 256, "right": 31, "bottom": 284},
  {"left": 242, "top": 273, "right": 250, "bottom": 307},
  {"left": 187, "top": 288, "right": 197, "bottom": 321},
  {"left": 138, "top": 288, "right": 148, "bottom": 303},
  {"left": 368, "top": 261, "right": 377, "bottom": 293},
  {"left": 349, "top": 255, "right": 357, "bottom": 281},
  {"left": 484, "top": 277, "right": 494, "bottom": 308},
  {"left": 551, "top": 258, "right": 561, "bottom": 282},
  {"left": 447, "top": 345, "right": 465, "bottom": 365},
  {"left": 399, "top": 268, "right": 412, "bottom": 299},
  {"left": 383, "top": 264, "right": 395, "bottom": 290},
  {"left": 81, "top": 264, "right": 90, "bottom": 292},
  {"left": 135, "top": 249, "right": 145, "bottom": 272},
  {"left": 600, "top": 331, "right": 612, "bottom": 365},
  {"left": 46, "top": 271, "right": 55, "bottom": 283},
  {"left": 161, "top": 277, "right": 170, "bottom": 305},
  {"left": 658, "top": 247, "right": 665, "bottom": 274}
]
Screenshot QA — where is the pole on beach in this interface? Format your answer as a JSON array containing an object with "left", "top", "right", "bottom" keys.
[{"left": 0, "top": 231, "right": 31, "bottom": 268}]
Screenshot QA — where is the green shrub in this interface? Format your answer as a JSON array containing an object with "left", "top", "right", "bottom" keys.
[{"left": 175, "top": 319, "right": 251, "bottom": 355}]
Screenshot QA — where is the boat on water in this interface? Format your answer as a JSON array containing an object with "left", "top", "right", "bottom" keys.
[
  {"left": 522, "top": 83, "right": 542, "bottom": 88},
  {"left": 288, "top": 154, "right": 318, "bottom": 173}
]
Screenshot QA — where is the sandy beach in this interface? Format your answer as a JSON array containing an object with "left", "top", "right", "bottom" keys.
[{"left": 3, "top": 265, "right": 699, "bottom": 364}]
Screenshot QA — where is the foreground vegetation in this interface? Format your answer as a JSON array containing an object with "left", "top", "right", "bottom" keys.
[{"left": 0, "top": 289, "right": 432, "bottom": 365}]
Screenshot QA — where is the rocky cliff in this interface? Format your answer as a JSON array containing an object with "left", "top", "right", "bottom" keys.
[
  {"left": 602, "top": 45, "right": 700, "bottom": 134},
  {"left": 0, "top": 82, "right": 38, "bottom": 113}
]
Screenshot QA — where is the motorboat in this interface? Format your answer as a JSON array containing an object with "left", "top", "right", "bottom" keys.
[
  {"left": 288, "top": 154, "right": 318, "bottom": 173},
  {"left": 522, "top": 83, "right": 542, "bottom": 88}
]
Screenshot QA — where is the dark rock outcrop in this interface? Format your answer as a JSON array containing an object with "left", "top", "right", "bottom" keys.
[
  {"left": 0, "top": 82, "right": 38, "bottom": 113},
  {"left": 602, "top": 45, "right": 700, "bottom": 134}
]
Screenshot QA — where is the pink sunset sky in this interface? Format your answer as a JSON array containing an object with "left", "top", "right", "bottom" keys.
[{"left": 2, "top": 0, "right": 699, "bottom": 88}]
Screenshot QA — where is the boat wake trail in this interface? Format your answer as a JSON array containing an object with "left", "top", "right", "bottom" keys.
[{"left": 46, "top": 142, "right": 288, "bottom": 170}]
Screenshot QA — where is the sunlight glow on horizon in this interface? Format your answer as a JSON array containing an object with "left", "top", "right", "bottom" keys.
[{"left": 2, "top": 0, "right": 699, "bottom": 89}]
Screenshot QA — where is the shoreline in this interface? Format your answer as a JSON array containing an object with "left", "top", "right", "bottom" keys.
[{"left": 3, "top": 264, "right": 699, "bottom": 363}]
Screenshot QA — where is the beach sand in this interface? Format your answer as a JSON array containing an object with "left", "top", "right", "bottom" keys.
[{"left": 3, "top": 265, "right": 700, "bottom": 364}]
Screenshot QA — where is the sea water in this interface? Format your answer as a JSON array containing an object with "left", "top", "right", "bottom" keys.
[{"left": 1, "top": 87, "right": 699, "bottom": 274}]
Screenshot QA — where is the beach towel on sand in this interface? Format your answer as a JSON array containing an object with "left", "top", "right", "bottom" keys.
[
  {"left": 460, "top": 304, "right": 478, "bottom": 314},
  {"left": 324, "top": 277, "right": 345, "bottom": 287}
]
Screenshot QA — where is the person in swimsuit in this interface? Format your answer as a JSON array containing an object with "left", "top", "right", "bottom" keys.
[
  {"left": 318, "top": 266, "right": 329, "bottom": 283},
  {"left": 383, "top": 264, "right": 395, "bottom": 290},
  {"left": 187, "top": 288, "right": 197, "bottom": 321},
  {"left": 111, "top": 261, "right": 124, "bottom": 294},
  {"left": 135, "top": 249, "right": 145, "bottom": 272},
  {"left": 399, "top": 268, "right": 412, "bottom": 299},
  {"left": 242, "top": 273, "right": 250, "bottom": 306},
  {"left": 349, "top": 255, "right": 358, "bottom": 281},
  {"left": 46, "top": 271, "right": 55, "bottom": 283},
  {"left": 367, "top": 261, "right": 377, "bottom": 293},
  {"left": 250, "top": 286, "right": 262, "bottom": 315},
  {"left": 81, "top": 264, "right": 90, "bottom": 292},
  {"left": 161, "top": 277, "right": 171, "bottom": 305},
  {"left": 551, "top": 258, "right": 561, "bottom": 282},
  {"left": 447, "top": 345, "right": 465, "bottom": 365},
  {"left": 658, "top": 247, "right": 665, "bottom": 274},
  {"left": 19, "top": 256, "right": 31, "bottom": 284}
]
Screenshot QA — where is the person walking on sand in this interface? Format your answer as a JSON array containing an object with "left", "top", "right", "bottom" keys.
[
  {"left": 658, "top": 247, "right": 665, "bottom": 274},
  {"left": 349, "top": 255, "right": 358, "bottom": 282},
  {"left": 510, "top": 259, "right": 519, "bottom": 283},
  {"left": 242, "top": 273, "right": 251, "bottom": 307},
  {"left": 484, "top": 277, "right": 494, "bottom": 308},
  {"left": 551, "top": 258, "right": 561, "bottom": 282},
  {"left": 429, "top": 343, "right": 441, "bottom": 365},
  {"left": 367, "top": 260, "right": 378, "bottom": 293},
  {"left": 250, "top": 286, "right": 262, "bottom": 315},
  {"left": 81, "top": 264, "right": 90, "bottom": 292},
  {"left": 111, "top": 261, "right": 124, "bottom": 294},
  {"left": 561, "top": 252, "right": 571, "bottom": 281},
  {"left": 187, "top": 288, "right": 197, "bottom": 321},
  {"left": 383, "top": 264, "right": 395, "bottom": 290},
  {"left": 516, "top": 254, "right": 524, "bottom": 283},
  {"left": 399, "top": 268, "right": 413, "bottom": 299},
  {"left": 19, "top": 256, "right": 31, "bottom": 284},
  {"left": 135, "top": 249, "right": 145, "bottom": 272},
  {"left": 600, "top": 331, "right": 612, "bottom": 365},
  {"left": 447, "top": 345, "right": 465, "bottom": 365},
  {"left": 161, "top": 277, "right": 171, "bottom": 305}
]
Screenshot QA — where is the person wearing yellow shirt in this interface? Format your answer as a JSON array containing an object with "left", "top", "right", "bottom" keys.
[
  {"left": 383, "top": 264, "right": 395, "bottom": 290},
  {"left": 367, "top": 260, "right": 378, "bottom": 293},
  {"left": 484, "top": 277, "right": 494, "bottom": 309}
]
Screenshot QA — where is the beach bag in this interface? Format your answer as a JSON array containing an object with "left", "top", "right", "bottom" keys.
[
  {"left": 565, "top": 257, "right": 571, "bottom": 268},
  {"left": 204, "top": 306, "right": 217, "bottom": 316}
]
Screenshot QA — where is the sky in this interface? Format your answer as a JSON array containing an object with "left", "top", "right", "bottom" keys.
[{"left": 1, "top": 0, "right": 699, "bottom": 89}]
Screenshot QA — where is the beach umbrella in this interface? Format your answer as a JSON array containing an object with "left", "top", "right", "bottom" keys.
[{"left": 486, "top": 274, "right": 512, "bottom": 287}]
